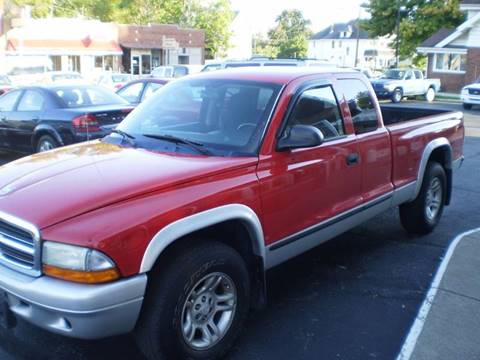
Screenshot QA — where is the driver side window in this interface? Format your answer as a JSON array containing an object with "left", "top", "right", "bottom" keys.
[{"left": 288, "top": 86, "right": 345, "bottom": 140}]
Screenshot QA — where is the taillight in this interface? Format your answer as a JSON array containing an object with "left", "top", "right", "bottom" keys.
[
  {"left": 72, "top": 114, "right": 101, "bottom": 133},
  {"left": 114, "top": 84, "right": 124, "bottom": 90}
]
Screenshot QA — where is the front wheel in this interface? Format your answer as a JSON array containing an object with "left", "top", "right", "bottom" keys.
[
  {"left": 135, "top": 240, "right": 250, "bottom": 360},
  {"left": 425, "top": 87, "right": 436, "bottom": 102},
  {"left": 391, "top": 88, "right": 403, "bottom": 103},
  {"left": 463, "top": 103, "right": 472, "bottom": 110},
  {"left": 399, "top": 161, "right": 446, "bottom": 234}
]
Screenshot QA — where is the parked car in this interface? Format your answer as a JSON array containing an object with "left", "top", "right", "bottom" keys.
[
  {"left": 41, "top": 71, "right": 86, "bottom": 85},
  {"left": 0, "top": 75, "right": 12, "bottom": 96},
  {"left": 116, "top": 78, "right": 169, "bottom": 105},
  {"left": 201, "top": 58, "right": 333, "bottom": 72},
  {"left": 371, "top": 68, "right": 441, "bottom": 103},
  {"left": 461, "top": 79, "right": 480, "bottom": 109},
  {"left": 151, "top": 66, "right": 174, "bottom": 78},
  {"left": 97, "top": 73, "right": 133, "bottom": 91},
  {"left": 0, "top": 84, "right": 133, "bottom": 153},
  {"left": 0, "top": 68, "right": 464, "bottom": 360}
]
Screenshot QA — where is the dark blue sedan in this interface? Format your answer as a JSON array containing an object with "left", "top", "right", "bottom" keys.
[{"left": 0, "top": 85, "right": 133, "bottom": 153}]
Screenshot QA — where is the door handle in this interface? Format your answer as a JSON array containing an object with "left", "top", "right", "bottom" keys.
[{"left": 346, "top": 153, "right": 360, "bottom": 166}]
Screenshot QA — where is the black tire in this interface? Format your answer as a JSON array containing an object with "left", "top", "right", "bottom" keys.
[
  {"left": 36, "top": 134, "right": 58, "bottom": 153},
  {"left": 135, "top": 240, "right": 250, "bottom": 360},
  {"left": 463, "top": 103, "right": 472, "bottom": 110},
  {"left": 399, "top": 161, "right": 446, "bottom": 235},
  {"left": 391, "top": 88, "right": 403, "bottom": 103}
]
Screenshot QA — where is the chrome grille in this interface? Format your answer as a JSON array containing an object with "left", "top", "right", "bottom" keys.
[{"left": 0, "top": 212, "right": 41, "bottom": 277}]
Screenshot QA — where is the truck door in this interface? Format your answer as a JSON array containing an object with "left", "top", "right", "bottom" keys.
[
  {"left": 257, "top": 83, "right": 363, "bottom": 245},
  {"left": 413, "top": 70, "right": 425, "bottom": 95},
  {"left": 403, "top": 70, "right": 415, "bottom": 95},
  {"left": 336, "top": 78, "right": 393, "bottom": 203}
]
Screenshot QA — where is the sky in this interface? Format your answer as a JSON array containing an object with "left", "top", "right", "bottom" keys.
[{"left": 230, "top": 0, "right": 368, "bottom": 35}]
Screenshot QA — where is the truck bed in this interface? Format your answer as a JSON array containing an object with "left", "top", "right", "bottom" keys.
[{"left": 380, "top": 104, "right": 454, "bottom": 125}]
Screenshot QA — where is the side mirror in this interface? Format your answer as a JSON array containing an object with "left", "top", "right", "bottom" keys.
[{"left": 277, "top": 125, "right": 324, "bottom": 151}]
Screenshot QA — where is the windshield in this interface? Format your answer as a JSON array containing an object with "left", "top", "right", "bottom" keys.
[
  {"left": 117, "top": 78, "right": 282, "bottom": 156},
  {"left": 381, "top": 70, "right": 405, "bottom": 80},
  {"left": 55, "top": 86, "right": 129, "bottom": 108},
  {"left": 112, "top": 74, "right": 130, "bottom": 83}
]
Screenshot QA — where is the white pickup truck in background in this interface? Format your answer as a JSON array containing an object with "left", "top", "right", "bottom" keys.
[{"left": 370, "top": 69, "right": 441, "bottom": 103}]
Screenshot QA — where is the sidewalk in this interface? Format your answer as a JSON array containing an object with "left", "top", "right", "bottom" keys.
[{"left": 397, "top": 229, "right": 480, "bottom": 360}]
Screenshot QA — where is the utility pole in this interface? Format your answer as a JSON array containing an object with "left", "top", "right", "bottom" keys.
[
  {"left": 354, "top": 13, "right": 361, "bottom": 67},
  {"left": 396, "top": 0, "right": 401, "bottom": 67}
]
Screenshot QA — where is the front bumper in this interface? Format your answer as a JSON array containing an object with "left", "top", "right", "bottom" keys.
[
  {"left": 0, "top": 263, "right": 147, "bottom": 339},
  {"left": 462, "top": 94, "right": 480, "bottom": 105},
  {"left": 374, "top": 89, "right": 394, "bottom": 99}
]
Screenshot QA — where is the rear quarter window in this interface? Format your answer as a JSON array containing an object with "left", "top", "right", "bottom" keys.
[{"left": 337, "top": 79, "right": 379, "bottom": 135}]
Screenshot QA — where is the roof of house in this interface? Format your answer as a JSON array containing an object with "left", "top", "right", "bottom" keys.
[
  {"left": 420, "top": 28, "right": 457, "bottom": 47},
  {"left": 310, "top": 20, "right": 370, "bottom": 41}
]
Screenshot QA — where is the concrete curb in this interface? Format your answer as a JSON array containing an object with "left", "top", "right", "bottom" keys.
[{"left": 396, "top": 228, "right": 480, "bottom": 360}]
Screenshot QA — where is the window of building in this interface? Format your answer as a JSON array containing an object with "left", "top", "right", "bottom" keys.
[
  {"left": 95, "top": 56, "right": 103, "bottom": 69},
  {"left": 178, "top": 55, "right": 189, "bottom": 65},
  {"left": 67, "top": 56, "right": 81, "bottom": 72},
  {"left": 337, "top": 79, "right": 379, "bottom": 135},
  {"left": 332, "top": 41, "right": 335, "bottom": 49},
  {"left": 50, "top": 56, "right": 62, "bottom": 71},
  {"left": 346, "top": 47, "right": 350, "bottom": 56},
  {"left": 434, "top": 53, "right": 466, "bottom": 73},
  {"left": 288, "top": 86, "right": 345, "bottom": 141},
  {"left": 104, "top": 56, "right": 114, "bottom": 71}
]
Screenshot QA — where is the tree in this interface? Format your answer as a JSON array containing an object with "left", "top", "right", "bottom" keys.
[
  {"left": 12, "top": 0, "right": 234, "bottom": 59},
  {"left": 252, "top": 33, "right": 278, "bottom": 58},
  {"left": 362, "top": 0, "right": 465, "bottom": 63},
  {"left": 267, "top": 9, "right": 311, "bottom": 59}
]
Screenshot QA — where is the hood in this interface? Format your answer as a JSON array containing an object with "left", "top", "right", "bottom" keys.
[
  {"left": 0, "top": 141, "right": 257, "bottom": 229},
  {"left": 371, "top": 78, "right": 400, "bottom": 86},
  {"left": 464, "top": 83, "right": 480, "bottom": 90}
]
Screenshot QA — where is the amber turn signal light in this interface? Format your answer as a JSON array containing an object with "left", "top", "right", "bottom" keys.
[{"left": 43, "top": 265, "right": 120, "bottom": 284}]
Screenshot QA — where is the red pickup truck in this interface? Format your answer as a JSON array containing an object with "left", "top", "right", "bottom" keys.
[{"left": 0, "top": 68, "right": 464, "bottom": 359}]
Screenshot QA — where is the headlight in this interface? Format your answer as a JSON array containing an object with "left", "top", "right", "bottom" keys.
[
  {"left": 42, "top": 241, "right": 120, "bottom": 284},
  {"left": 461, "top": 88, "right": 469, "bottom": 95},
  {"left": 385, "top": 83, "right": 397, "bottom": 91}
]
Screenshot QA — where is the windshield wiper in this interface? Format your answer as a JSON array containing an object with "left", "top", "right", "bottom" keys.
[
  {"left": 111, "top": 129, "right": 136, "bottom": 147},
  {"left": 142, "top": 133, "right": 212, "bottom": 155}
]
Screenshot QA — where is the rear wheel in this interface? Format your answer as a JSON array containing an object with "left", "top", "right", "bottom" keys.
[
  {"left": 425, "top": 87, "right": 436, "bottom": 102},
  {"left": 135, "top": 240, "right": 250, "bottom": 360},
  {"left": 36, "top": 135, "right": 58, "bottom": 153},
  {"left": 391, "top": 88, "right": 403, "bottom": 103},
  {"left": 463, "top": 103, "right": 472, "bottom": 110},
  {"left": 399, "top": 161, "right": 446, "bottom": 234}
]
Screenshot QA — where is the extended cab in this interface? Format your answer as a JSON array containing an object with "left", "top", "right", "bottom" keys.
[
  {"left": 371, "top": 68, "right": 441, "bottom": 103},
  {"left": 0, "top": 68, "right": 464, "bottom": 359}
]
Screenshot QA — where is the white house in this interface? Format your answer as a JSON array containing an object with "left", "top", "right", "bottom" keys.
[
  {"left": 308, "top": 20, "right": 394, "bottom": 70},
  {"left": 417, "top": 0, "right": 480, "bottom": 92}
]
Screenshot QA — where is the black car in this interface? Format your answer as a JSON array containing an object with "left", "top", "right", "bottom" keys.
[
  {"left": 0, "top": 85, "right": 133, "bottom": 153},
  {"left": 116, "top": 78, "right": 169, "bottom": 105}
]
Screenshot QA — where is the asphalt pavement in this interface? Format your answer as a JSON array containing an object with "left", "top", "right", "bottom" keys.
[{"left": 0, "top": 101, "right": 479, "bottom": 359}]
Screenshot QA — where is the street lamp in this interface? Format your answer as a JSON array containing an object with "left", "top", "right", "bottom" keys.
[{"left": 396, "top": 0, "right": 407, "bottom": 67}]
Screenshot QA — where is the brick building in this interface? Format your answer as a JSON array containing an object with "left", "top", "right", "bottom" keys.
[
  {"left": 2, "top": 18, "right": 205, "bottom": 77},
  {"left": 417, "top": 0, "right": 480, "bottom": 92},
  {"left": 118, "top": 24, "right": 205, "bottom": 75}
]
